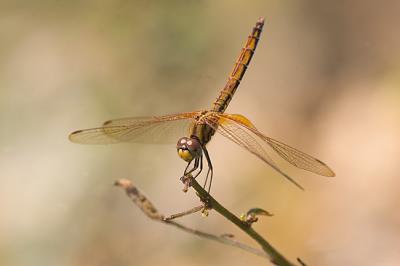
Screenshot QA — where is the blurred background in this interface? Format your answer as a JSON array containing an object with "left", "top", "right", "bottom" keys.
[{"left": 1, "top": 1, "right": 400, "bottom": 265}]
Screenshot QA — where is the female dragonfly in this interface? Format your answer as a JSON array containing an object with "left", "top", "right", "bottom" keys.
[{"left": 69, "top": 18, "right": 335, "bottom": 192}]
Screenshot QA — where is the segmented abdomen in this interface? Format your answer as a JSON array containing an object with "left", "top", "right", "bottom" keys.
[{"left": 212, "top": 18, "right": 265, "bottom": 113}]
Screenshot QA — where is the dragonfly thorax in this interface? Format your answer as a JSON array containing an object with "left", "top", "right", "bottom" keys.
[{"left": 176, "top": 137, "right": 202, "bottom": 162}]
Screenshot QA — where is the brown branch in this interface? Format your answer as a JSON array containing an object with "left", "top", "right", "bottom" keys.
[
  {"left": 163, "top": 205, "right": 203, "bottom": 221},
  {"left": 182, "top": 176, "right": 301, "bottom": 266},
  {"left": 114, "top": 179, "right": 269, "bottom": 259},
  {"left": 115, "top": 178, "right": 304, "bottom": 266}
]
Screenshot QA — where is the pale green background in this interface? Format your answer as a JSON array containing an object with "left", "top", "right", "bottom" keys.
[{"left": 1, "top": 1, "right": 400, "bottom": 266}]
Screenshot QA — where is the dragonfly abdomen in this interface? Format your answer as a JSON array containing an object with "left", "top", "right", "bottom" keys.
[{"left": 212, "top": 18, "right": 265, "bottom": 113}]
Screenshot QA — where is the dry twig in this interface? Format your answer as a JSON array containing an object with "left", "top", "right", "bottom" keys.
[{"left": 115, "top": 177, "right": 304, "bottom": 266}]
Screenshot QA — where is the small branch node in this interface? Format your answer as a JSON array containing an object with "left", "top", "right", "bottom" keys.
[
  {"left": 180, "top": 174, "right": 192, "bottom": 192},
  {"left": 240, "top": 207, "right": 274, "bottom": 226}
]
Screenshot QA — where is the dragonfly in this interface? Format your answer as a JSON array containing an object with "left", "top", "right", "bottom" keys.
[{"left": 69, "top": 17, "right": 335, "bottom": 192}]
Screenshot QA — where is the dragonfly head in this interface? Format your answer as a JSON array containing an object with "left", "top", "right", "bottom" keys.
[{"left": 176, "top": 137, "right": 202, "bottom": 162}]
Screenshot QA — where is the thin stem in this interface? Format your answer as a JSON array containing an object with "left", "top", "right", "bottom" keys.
[
  {"left": 187, "top": 176, "right": 299, "bottom": 266},
  {"left": 115, "top": 178, "right": 303, "bottom": 266},
  {"left": 163, "top": 205, "right": 203, "bottom": 221},
  {"left": 165, "top": 220, "right": 269, "bottom": 259},
  {"left": 114, "top": 179, "right": 269, "bottom": 259}
]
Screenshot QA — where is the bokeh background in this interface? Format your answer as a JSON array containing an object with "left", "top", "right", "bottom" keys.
[{"left": 1, "top": 1, "right": 400, "bottom": 265}]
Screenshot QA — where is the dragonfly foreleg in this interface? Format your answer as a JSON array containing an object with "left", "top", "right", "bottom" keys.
[{"left": 184, "top": 157, "right": 201, "bottom": 177}]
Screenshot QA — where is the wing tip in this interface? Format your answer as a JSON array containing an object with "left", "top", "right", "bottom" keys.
[
  {"left": 326, "top": 170, "right": 336, "bottom": 177},
  {"left": 315, "top": 158, "right": 336, "bottom": 177},
  {"left": 68, "top": 130, "right": 82, "bottom": 143},
  {"left": 103, "top": 120, "right": 112, "bottom": 126}
]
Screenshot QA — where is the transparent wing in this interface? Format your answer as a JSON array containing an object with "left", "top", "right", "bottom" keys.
[
  {"left": 261, "top": 137, "right": 335, "bottom": 177},
  {"left": 218, "top": 113, "right": 335, "bottom": 177},
  {"left": 69, "top": 112, "right": 199, "bottom": 144},
  {"left": 204, "top": 114, "right": 304, "bottom": 190}
]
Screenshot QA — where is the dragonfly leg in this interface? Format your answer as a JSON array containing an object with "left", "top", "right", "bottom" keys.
[
  {"left": 181, "top": 157, "right": 203, "bottom": 192},
  {"left": 202, "top": 147, "right": 214, "bottom": 194},
  {"left": 192, "top": 155, "right": 203, "bottom": 179},
  {"left": 184, "top": 157, "right": 201, "bottom": 176},
  {"left": 183, "top": 159, "right": 193, "bottom": 174}
]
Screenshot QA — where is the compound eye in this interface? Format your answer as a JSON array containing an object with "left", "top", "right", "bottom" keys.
[
  {"left": 177, "top": 137, "right": 190, "bottom": 148},
  {"left": 186, "top": 138, "right": 202, "bottom": 154}
]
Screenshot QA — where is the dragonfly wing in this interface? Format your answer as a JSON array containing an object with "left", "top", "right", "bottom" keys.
[
  {"left": 218, "top": 113, "right": 335, "bottom": 177},
  {"left": 204, "top": 114, "right": 304, "bottom": 190},
  {"left": 69, "top": 112, "right": 199, "bottom": 144},
  {"left": 262, "top": 137, "right": 335, "bottom": 177}
]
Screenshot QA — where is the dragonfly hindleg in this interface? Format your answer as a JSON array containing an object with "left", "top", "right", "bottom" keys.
[{"left": 202, "top": 146, "right": 214, "bottom": 193}]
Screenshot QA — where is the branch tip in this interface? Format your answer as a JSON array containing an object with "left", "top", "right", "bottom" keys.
[{"left": 114, "top": 178, "right": 133, "bottom": 188}]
